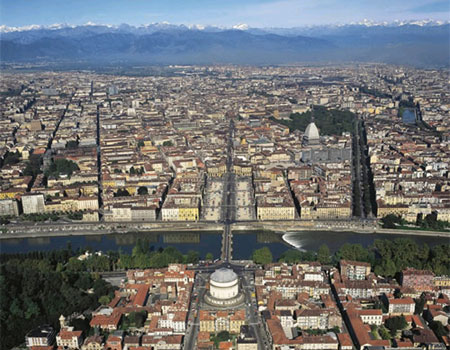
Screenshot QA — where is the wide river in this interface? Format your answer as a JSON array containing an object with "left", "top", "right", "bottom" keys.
[{"left": 0, "top": 230, "right": 448, "bottom": 260}]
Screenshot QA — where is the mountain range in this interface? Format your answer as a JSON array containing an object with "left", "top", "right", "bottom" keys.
[{"left": 1, "top": 22, "right": 448, "bottom": 67}]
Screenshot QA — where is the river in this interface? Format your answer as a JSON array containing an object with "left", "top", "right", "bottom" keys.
[{"left": 0, "top": 230, "right": 448, "bottom": 260}]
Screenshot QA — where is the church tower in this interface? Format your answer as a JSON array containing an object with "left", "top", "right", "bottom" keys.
[{"left": 59, "top": 314, "right": 66, "bottom": 329}]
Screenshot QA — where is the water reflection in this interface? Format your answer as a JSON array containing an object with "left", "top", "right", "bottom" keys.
[
  {"left": 27, "top": 237, "right": 51, "bottom": 246},
  {"left": 0, "top": 231, "right": 223, "bottom": 258},
  {"left": 163, "top": 233, "right": 200, "bottom": 243},
  {"left": 282, "top": 231, "right": 448, "bottom": 253},
  {"left": 0, "top": 230, "right": 448, "bottom": 262}
]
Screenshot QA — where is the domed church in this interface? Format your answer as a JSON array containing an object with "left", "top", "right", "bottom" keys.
[{"left": 204, "top": 268, "right": 245, "bottom": 308}]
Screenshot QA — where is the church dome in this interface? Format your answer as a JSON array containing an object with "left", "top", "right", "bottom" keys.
[
  {"left": 210, "top": 268, "right": 237, "bottom": 284},
  {"left": 305, "top": 122, "right": 319, "bottom": 140}
]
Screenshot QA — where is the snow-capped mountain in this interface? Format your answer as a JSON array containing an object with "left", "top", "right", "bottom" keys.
[
  {"left": 0, "top": 19, "right": 448, "bottom": 33},
  {"left": 0, "top": 21, "right": 448, "bottom": 67}
]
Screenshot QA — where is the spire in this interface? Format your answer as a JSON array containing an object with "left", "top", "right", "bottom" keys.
[
  {"left": 59, "top": 314, "right": 66, "bottom": 329},
  {"left": 310, "top": 104, "right": 314, "bottom": 123}
]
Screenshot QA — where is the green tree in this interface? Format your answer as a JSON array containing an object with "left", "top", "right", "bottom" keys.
[
  {"left": 75, "top": 274, "right": 93, "bottom": 290},
  {"left": 68, "top": 212, "right": 83, "bottom": 220},
  {"left": 279, "top": 249, "right": 316, "bottom": 263},
  {"left": 205, "top": 252, "right": 214, "bottom": 261},
  {"left": 185, "top": 250, "right": 199, "bottom": 264},
  {"left": 213, "top": 330, "right": 230, "bottom": 346},
  {"left": 137, "top": 186, "right": 148, "bottom": 195},
  {"left": 118, "top": 254, "right": 133, "bottom": 269},
  {"left": 252, "top": 247, "right": 273, "bottom": 265},
  {"left": 162, "top": 140, "right": 174, "bottom": 147},
  {"left": 23, "top": 298, "right": 39, "bottom": 319},
  {"left": 23, "top": 154, "right": 42, "bottom": 178},
  {"left": 115, "top": 188, "right": 130, "bottom": 197},
  {"left": 394, "top": 289, "right": 403, "bottom": 299},
  {"left": 381, "top": 214, "right": 402, "bottom": 229},
  {"left": 99, "top": 295, "right": 111, "bottom": 305},
  {"left": 415, "top": 296, "right": 426, "bottom": 315},
  {"left": 379, "top": 326, "right": 391, "bottom": 340},
  {"left": 45, "top": 158, "right": 79, "bottom": 179},
  {"left": 2, "top": 150, "right": 21, "bottom": 166},
  {"left": 429, "top": 321, "right": 448, "bottom": 338},
  {"left": 377, "top": 258, "right": 397, "bottom": 278},
  {"left": 132, "top": 239, "right": 147, "bottom": 257},
  {"left": 337, "top": 243, "right": 371, "bottom": 263},
  {"left": 131, "top": 310, "right": 147, "bottom": 328},
  {"left": 162, "top": 247, "right": 184, "bottom": 263},
  {"left": 134, "top": 253, "right": 150, "bottom": 269},
  {"left": 0, "top": 252, "right": 116, "bottom": 349},
  {"left": 385, "top": 316, "right": 407, "bottom": 336},
  {"left": 317, "top": 244, "right": 331, "bottom": 264},
  {"left": 70, "top": 317, "right": 91, "bottom": 333},
  {"left": 67, "top": 257, "right": 85, "bottom": 272}
]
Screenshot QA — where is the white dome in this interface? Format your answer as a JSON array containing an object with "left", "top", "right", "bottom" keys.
[
  {"left": 210, "top": 268, "right": 237, "bottom": 284},
  {"left": 305, "top": 122, "right": 319, "bottom": 140}
]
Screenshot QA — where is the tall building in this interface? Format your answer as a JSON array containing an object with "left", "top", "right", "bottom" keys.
[{"left": 303, "top": 122, "right": 320, "bottom": 146}]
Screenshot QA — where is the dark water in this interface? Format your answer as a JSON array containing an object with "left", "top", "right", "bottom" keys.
[
  {"left": 402, "top": 108, "right": 416, "bottom": 124},
  {"left": 283, "top": 231, "right": 449, "bottom": 254},
  {"left": 0, "top": 231, "right": 223, "bottom": 259},
  {"left": 233, "top": 231, "right": 293, "bottom": 260},
  {"left": 0, "top": 230, "right": 448, "bottom": 261}
]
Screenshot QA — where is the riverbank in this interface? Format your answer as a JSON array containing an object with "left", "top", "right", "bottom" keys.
[
  {"left": 233, "top": 222, "right": 450, "bottom": 238},
  {"left": 0, "top": 222, "right": 223, "bottom": 240},
  {"left": 1, "top": 220, "right": 449, "bottom": 240}
]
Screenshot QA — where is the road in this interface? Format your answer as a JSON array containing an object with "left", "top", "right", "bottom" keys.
[
  {"left": 220, "top": 118, "right": 236, "bottom": 261},
  {"left": 241, "top": 271, "right": 271, "bottom": 349},
  {"left": 96, "top": 102, "right": 104, "bottom": 220},
  {"left": 184, "top": 117, "right": 239, "bottom": 347},
  {"left": 352, "top": 119, "right": 365, "bottom": 218},
  {"left": 183, "top": 273, "right": 207, "bottom": 349}
]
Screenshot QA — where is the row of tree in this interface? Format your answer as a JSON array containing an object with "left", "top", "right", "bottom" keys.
[
  {"left": 252, "top": 238, "right": 450, "bottom": 277},
  {"left": 381, "top": 213, "right": 450, "bottom": 232}
]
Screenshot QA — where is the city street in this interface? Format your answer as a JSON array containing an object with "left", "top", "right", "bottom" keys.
[{"left": 241, "top": 272, "right": 271, "bottom": 349}]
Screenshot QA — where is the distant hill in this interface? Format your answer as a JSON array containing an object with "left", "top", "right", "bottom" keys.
[{"left": 1, "top": 23, "right": 448, "bottom": 67}]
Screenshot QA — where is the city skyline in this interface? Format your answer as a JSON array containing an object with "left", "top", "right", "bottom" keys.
[{"left": 1, "top": 0, "right": 449, "bottom": 28}]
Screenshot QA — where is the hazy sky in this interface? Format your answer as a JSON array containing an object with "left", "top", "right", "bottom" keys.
[{"left": 1, "top": 0, "right": 449, "bottom": 28}]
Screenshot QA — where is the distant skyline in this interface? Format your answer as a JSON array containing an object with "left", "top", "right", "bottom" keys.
[{"left": 1, "top": 0, "right": 449, "bottom": 28}]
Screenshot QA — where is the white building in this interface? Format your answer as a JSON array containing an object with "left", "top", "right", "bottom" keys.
[
  {"left": 22, "top": 193, "right": 45, "bottom": 214},
  {"left": 205, "top": 268, "right": 245, "bottom": 307},
  {"left": 210, "top": 268, "right": 239, "bottom": 299},
  {"left": 0, "top": 198, "right": 19, "bottom": 216},
  {"left": 25, "top": 325, "right": 56, "bottom": 348}
]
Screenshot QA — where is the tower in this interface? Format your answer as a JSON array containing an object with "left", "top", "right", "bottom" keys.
[
  {"left": 303, "top": 105, "right": 320, "bottom": 146},
  {"left": 59, "top": 314, "right": 66, "bottom": 329}
]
